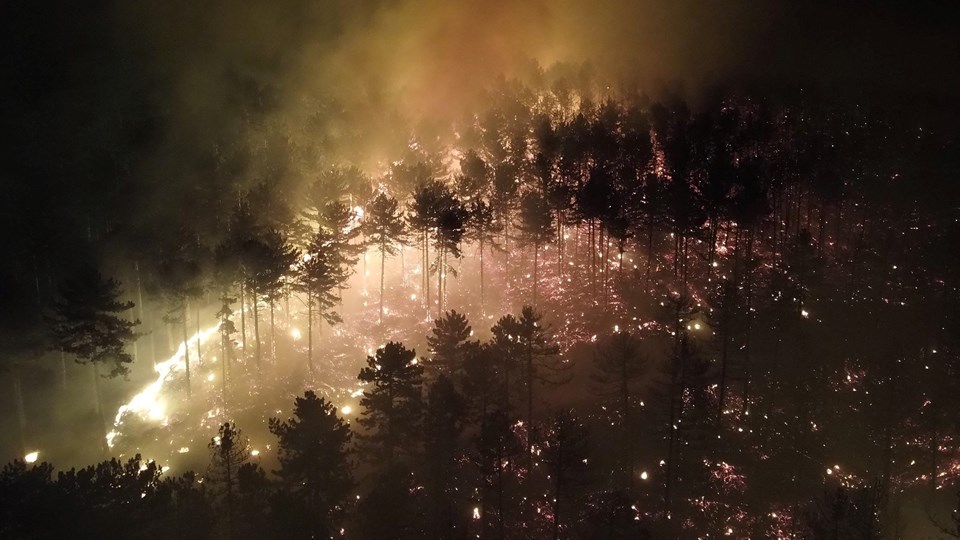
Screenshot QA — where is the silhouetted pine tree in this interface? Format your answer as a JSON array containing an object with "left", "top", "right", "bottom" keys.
[
  {"left": 357, "top": 342, "right": 424, "bottom": 467},
  {"left": 426, "top": 310, "right": 474, "bottom": 378},
  {"left": 207, "top": 422, "right": 250, "bottom": 540},
  {"left": 268, "top": 391, "right": 352, "bottom": 538},
  {"left": 362, "top": 192, "right": 407, "bottom": 325},
  {"left": 48, "top": 268, "right": 139, "bottom": 451}
]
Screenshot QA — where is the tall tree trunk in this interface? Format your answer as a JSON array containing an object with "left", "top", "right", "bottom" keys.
[
  {"left": 526, "top": 344, "right": 534, "bottom": 461},
  {"left": 222, "top": 453, "right": 235, "bottom": 540},
  {"left": 253, "top": 292, "right": 261, "bottom": 375},
  {"left": 196, "top": 303, "right": 202, "bottom": 367},
  {"left": 182, "top": 302, "right": 191, "bottom": 398},
  {"left": 137, "top": 259, "right": 153, "bottom": 367},
  {"left": 129, "top": 306, "right": 139, "bottom": 365},
  {"left": 479, "top": 238, "right": 485, "bottom": 316},
  {"left": 503, "top": 220, "right": 510, "bottom": 290},
  {"left": 307, "top": 288, "right": 314, "bottom": 373},
  {"left": 93, "top": 363, "right": 107, "bottom": 454},
  {"left": 497, "top": 452, "right": 506, "bottom": 540},
  {"left": 269, "top": 299, "right": 276, "bottom": 360},
  {"left": 557, "top": 217, "right": 563, "bottom": 277},
  {"left": 717, "top": 297, "right": 731, "bottom": 425},
  {"left": 646, "top": 220, "right": 655, "bottom": 290},
  {"left": 552, "top": 448, "right": 564, "bottom": 540},
  {"left": 742, "top": 227, "right": 755, "bottom": 412},
  {"left": 239, "top": 283, "right": 247, "bottom": 351},
  {"left": 533, "top": 243, "right": 539, "bottom": 308},
  {"left": 379, "top": 244, "right": 386, "bottom": 325},
  {"left": 221, "top": 324, "right": 228, "bottom": 400},
  {"left": 437, "top": 245, "right": 444, "bottom": 318},
  {"left": 426, "top": 230, "right": 432, "bottom": 314},
  {"left": 621, "top": 359, "right": 633, "bottom": 494}
]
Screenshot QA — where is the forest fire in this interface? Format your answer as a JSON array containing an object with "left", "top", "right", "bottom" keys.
[
  {"left": 107, "top": 324, "right": 222, "bottom": 448},
  {"left": 3, "top": 1, "right": 960, "bottom": 538}
]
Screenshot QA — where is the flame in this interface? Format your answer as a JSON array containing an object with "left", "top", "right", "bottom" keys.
[{"left": 107, "top": 323, "right": 221, "bottom": 448}]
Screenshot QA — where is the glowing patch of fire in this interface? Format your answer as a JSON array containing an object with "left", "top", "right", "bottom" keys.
[{"left": 106, "top": 323, "right": 221, "bottom": 448}]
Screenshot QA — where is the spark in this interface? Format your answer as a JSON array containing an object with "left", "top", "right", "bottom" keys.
[{"left": 24, "top": 451, "right": 38, "bottom": 464}]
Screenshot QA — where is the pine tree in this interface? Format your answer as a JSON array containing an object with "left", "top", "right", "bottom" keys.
[
  {"left": 361, "top": 193, "right": 407, "bottom": 325},
  {"left": 519, "top": 192, "right": 555, "bottom": 307},
  {"left": 592, "top": 331, "right": 646, "bottom": 493},
  {"left": 357, "top": 342, "right": 424, "bottom": 467},
  {"left": 296, "top": 229, "right": 350, "bottom": 373},
  {"left": 461, "top": 342, "right": 501, "bottom": 426},
  {"left": 245, "top": 228, "right": 299, "bottom": 369},
  {"left": 207, "top": 422, "right": 250, "bottom": 540},
  {"left": 47, "top": 268, "right": 140, "bottom": 452},
  {"left": 268, "top": 391, "right": 352, "bottom": 538},
  {"left": 491, "top": 306, "right": 565, "bottom": 456},
  {"left": 542, "top": 409, "right": 590, "bottom": 540},
  {"left": 472, "top": 409, "right": 522, "bottom": 539},
  {"left": 407, "top": 180, "right": 446, "bottom": 311},
  {"left": 155, "top": 227, "right": 207, "bottom": 396},
  {"left": 215, "top": 295, "right": 237, "bottom": 400},
  {"left": 432, "top": 192, "right": 468, "bottom": 318},
  {"left": 465, "top": 199, "right": 502, "bottom": 314},
  {"left": 422, "top": 374, "right": 468, "bottom": 539},
  {"left": 457, "top": 149, "right": 490, "bottom": 201},
  {"left": 425, "top": 310, "right": 473, "bottom": 378}
]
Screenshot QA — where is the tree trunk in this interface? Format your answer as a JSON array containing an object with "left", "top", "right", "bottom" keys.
[
  {"left": 621, "top": 358, "right": 633, "bottom": 494},
  {"left": 136, "top": 259, "right": 152, "bottom": 367},
  {"left": 379, "top": 244, "right": 386, "bottom": 325},
  {"left": 221, "top": 324, "right": 228, "bottom": 400},
  {"left": 307, "top": 289, "right": 314, "bottom": 373},
  {"left": 253, "top": 291, "right": 261, "bottom": 375},
  {"left": 93, "top": 363, "right": 107, "bottom": 454},
  {"left": 479, "top": 238, "right": 485, "bottom": 316},
  {"left": 552, "top": 447, "right": 564, "bottom": 540},
  {"left": 717, "top": 296, "right": 731, "bottom": 425},
  {"left": 424, "top": 230, "right": 430, "bottom": 312},
  {"left": 129, "top": 306, "right": 139, "bottom": 365},
  {"left": 196, "top": 303, "right": 202, "bottom": 367},
  {"left": 742, "top": 227, "right": 755, "bottom": 413},
  {"left": 533, "top": 243, "right": 539, "bottom": 308},
  {"left": 437, "top": 245, "right": 444, "bottom": 319},
  {"left": 526, "top": 344, "right": 534, "bottom": 461},
  {"left": 182, "top": 302, "right": 191, "bottom": 398},
  {"left": 239, "top": 283, "right": 247, "bottom": 351},
  {"left": 646, "top": 220, "right": 655, "bottom": 290},
  {"left": 270, "top": 299, "right": 276, "bottom": 360},
  {"left": 497, "top": 452, "right": 506, "bottom": 540}
]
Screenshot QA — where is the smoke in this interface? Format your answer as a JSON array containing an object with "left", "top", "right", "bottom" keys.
[{"left": 1, "top": 0, "right": 958, "bottom": 467}]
